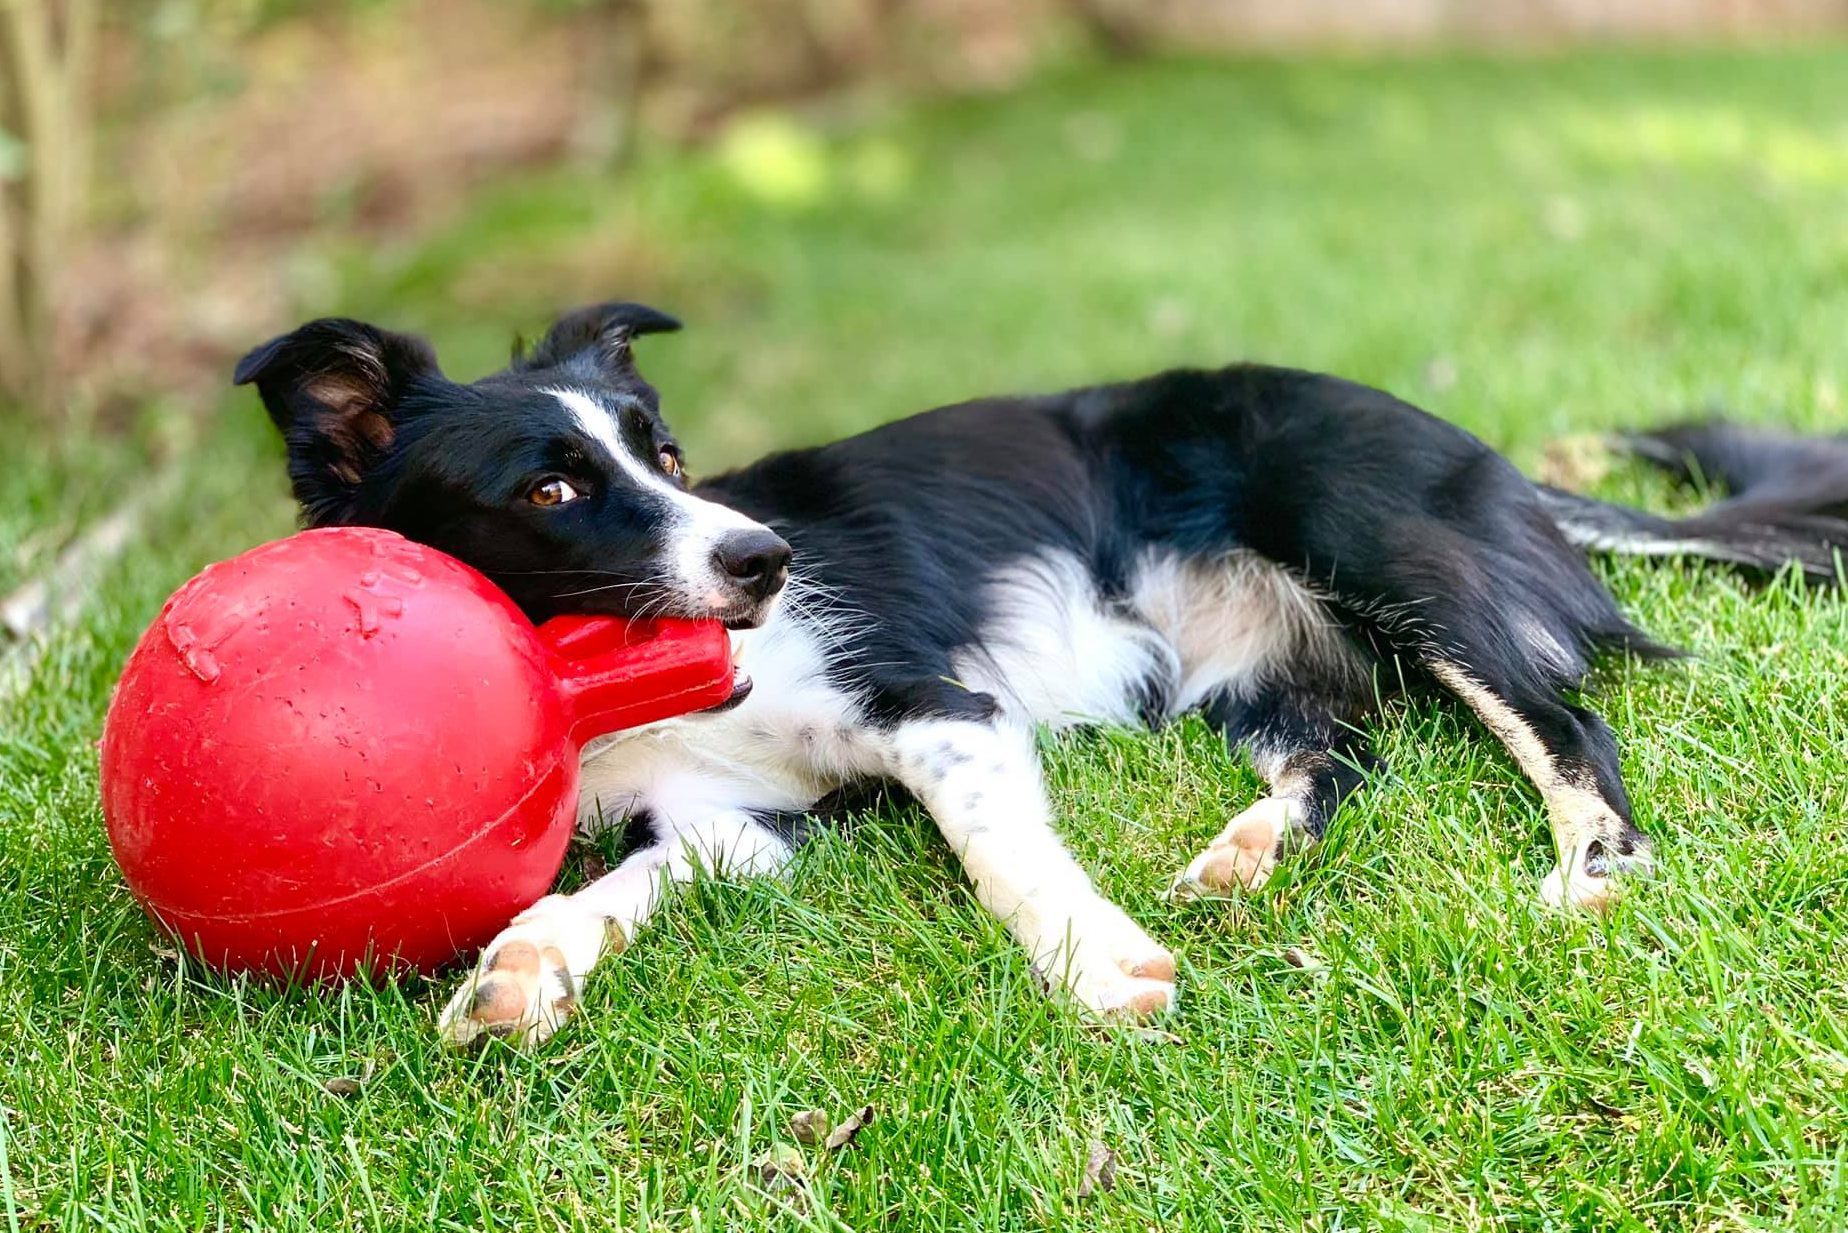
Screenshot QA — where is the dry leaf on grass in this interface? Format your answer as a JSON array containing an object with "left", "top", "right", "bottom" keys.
[
  {"left": 1536, "top": 433, "right": 1614, "bottom": 490},
  {"left": 1283, "top": 945, "right": 1325, "bottom": 972},
  {"left": 790, "top": 1109, "right": 831, "bottom": 1145},
  {"left": 577, "top": 847, "right": 612, "bottom": 884},
  {"left": 824, "top": 1105, "right": 873, "bottom": 1151},
  {"left": 1077, "top": 1142, "right": 1116, "bottom": 1197},
  {"left": 753, "top": 1143, "right": 808, "bottom": 1192}
]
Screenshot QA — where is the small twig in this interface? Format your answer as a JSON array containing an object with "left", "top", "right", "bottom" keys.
[{"left": 0, "top": 464, "right": 182, "bottom": 701}]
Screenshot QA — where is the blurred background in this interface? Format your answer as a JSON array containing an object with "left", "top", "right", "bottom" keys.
[{"left": 2, "top": 0, "right": 1846, "bottom": 647}]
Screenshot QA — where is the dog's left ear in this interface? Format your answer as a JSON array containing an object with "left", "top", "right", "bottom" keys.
[
  {"left": 511, "top": 301, "right": 682, "bottom": 383},
  {"left": 234, "top": 317, "right": 440, "bottom": 523}
]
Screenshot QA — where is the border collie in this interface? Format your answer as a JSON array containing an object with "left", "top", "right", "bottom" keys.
[{"left": 234, "top": 301, "right": 1848, "bottom": 1045}]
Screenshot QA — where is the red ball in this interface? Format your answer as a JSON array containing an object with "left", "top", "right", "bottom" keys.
[{"left": 100, "top": 527, "right": 733, "bottom": 980}]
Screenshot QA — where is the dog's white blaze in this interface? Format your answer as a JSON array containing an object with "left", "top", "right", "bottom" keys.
[{"left": 547, "top": 387, "right": 769, "bottom": 602}]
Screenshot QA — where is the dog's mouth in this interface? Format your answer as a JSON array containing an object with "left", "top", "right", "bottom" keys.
[
  {"left": 712, "top": 582, "right": 785, "bottom": 631},
  {"left": 697, "top": 638, "right": 755, "bottom": 714},
  {"left": 700, "top": 667, "right": 754, "bottom": 713}
]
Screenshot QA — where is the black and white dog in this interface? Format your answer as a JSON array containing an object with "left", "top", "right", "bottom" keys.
[{"left": 235, "top": 301, "right": 1848, "bottom": 1045}]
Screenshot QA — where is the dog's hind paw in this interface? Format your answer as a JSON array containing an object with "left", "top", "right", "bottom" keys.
[
  {"left": 1168, "top": 796, "right": 1308, "bottom": 900},
  {"left": 1538, "top": 838, "right": 1655, "bottom": 914}
]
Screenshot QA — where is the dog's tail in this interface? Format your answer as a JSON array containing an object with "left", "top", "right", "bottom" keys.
[{"left": 1538, "top": 421, "right": 1848, "bottom": 583}]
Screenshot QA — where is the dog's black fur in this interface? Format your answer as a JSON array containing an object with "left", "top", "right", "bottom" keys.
[
  {"left": 238, "top": 301, "right": 1848, "bottom": 1033},
  {"left": 702, "top": 367, "right": 1848, "bottom": 852}
]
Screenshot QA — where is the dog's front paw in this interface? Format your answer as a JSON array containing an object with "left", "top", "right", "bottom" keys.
[
  {"left": 1047, "top": 900, "right": 1178, "bottom": 1021},
  {"left": 436, "top": 897, "right": 615, "bottom": 1048},
  {"left": 1071, "top": 960, "right": 1179, "bottom": 1021},
  {"left": 436, "top": 935, "right": 577, "bottom": 1049},
  {"left": 1168, "top": 796, "right": 1308, "bottom": 900}
]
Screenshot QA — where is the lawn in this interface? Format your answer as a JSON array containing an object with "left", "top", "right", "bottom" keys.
[{"left": 5, "top": 46, "right": 1848, "bottom": 1230}]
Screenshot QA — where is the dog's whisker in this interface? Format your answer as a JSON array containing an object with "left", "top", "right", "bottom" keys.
[{"left": 548, "top": 569, "right": 680, "bottom": 602}]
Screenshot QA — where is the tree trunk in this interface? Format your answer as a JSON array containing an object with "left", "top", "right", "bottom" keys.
[{"left": 0, "top": 0, "right": 96, "bottom": 415}]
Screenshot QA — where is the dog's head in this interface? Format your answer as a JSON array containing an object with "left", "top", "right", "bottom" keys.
[{"left": 236, "top": 302, "right": 790, "bottom": 628}]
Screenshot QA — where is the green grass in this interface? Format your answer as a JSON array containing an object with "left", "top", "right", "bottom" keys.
[{"left": 6, "top": 46, "right": 1848, "bottom": 1230}]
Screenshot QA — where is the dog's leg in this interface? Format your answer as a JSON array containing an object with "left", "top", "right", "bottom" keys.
[
  {"left": 1170, "top": 683, "right": 1378, "bottom": 898},
  {"left": 886, "top": 717, "right": 1177, "bottom": 1019},
  {"left": 437, "top": 808, "right": 792, "bottom": 1047},
  {"left": 1425, "top": 660, "right": 1651, "bottom": 912}
]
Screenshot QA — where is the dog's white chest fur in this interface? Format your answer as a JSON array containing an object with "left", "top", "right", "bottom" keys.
[{"left": 576, "top": 606, "right": 872, "bottom": 828}]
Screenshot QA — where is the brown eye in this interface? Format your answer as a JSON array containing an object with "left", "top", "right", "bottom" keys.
[
  {"left": 658, "top": 449, "right": 683, "bottom": 478},
  {"left": 528, "top": 478, "right": 580, "bottom": 507}
]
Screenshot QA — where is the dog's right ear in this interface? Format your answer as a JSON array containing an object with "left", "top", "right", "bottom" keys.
[
  {"left": 234, "top": 318, "right": 439, "bottom": 522},
  {"left": 510, "top": 301, "right": 681, "bottom": 384}
]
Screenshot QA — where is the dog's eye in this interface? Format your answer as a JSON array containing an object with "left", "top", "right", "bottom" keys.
[
  {"left": 658, "top": 449, "right": 683, "bottom": 478},
  {"left": 528, "top": 478, "right": 580, "bottom": 507}
]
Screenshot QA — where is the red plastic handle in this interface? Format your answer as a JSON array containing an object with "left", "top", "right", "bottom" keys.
[{"left": 539, "top": 615, "right": 734, "bottom": 742}]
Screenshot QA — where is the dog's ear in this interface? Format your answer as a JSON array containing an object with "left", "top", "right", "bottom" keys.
[
  {"left": 234, "top": 318, "right": 439, "bottom": 522},
  {"left": 511, "top": 301, "right": 681, "bottom": 383}
]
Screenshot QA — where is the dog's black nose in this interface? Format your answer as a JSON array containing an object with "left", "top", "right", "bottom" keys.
[{"left": 713, "top": 530, "right": 792, "bottom": 600}]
